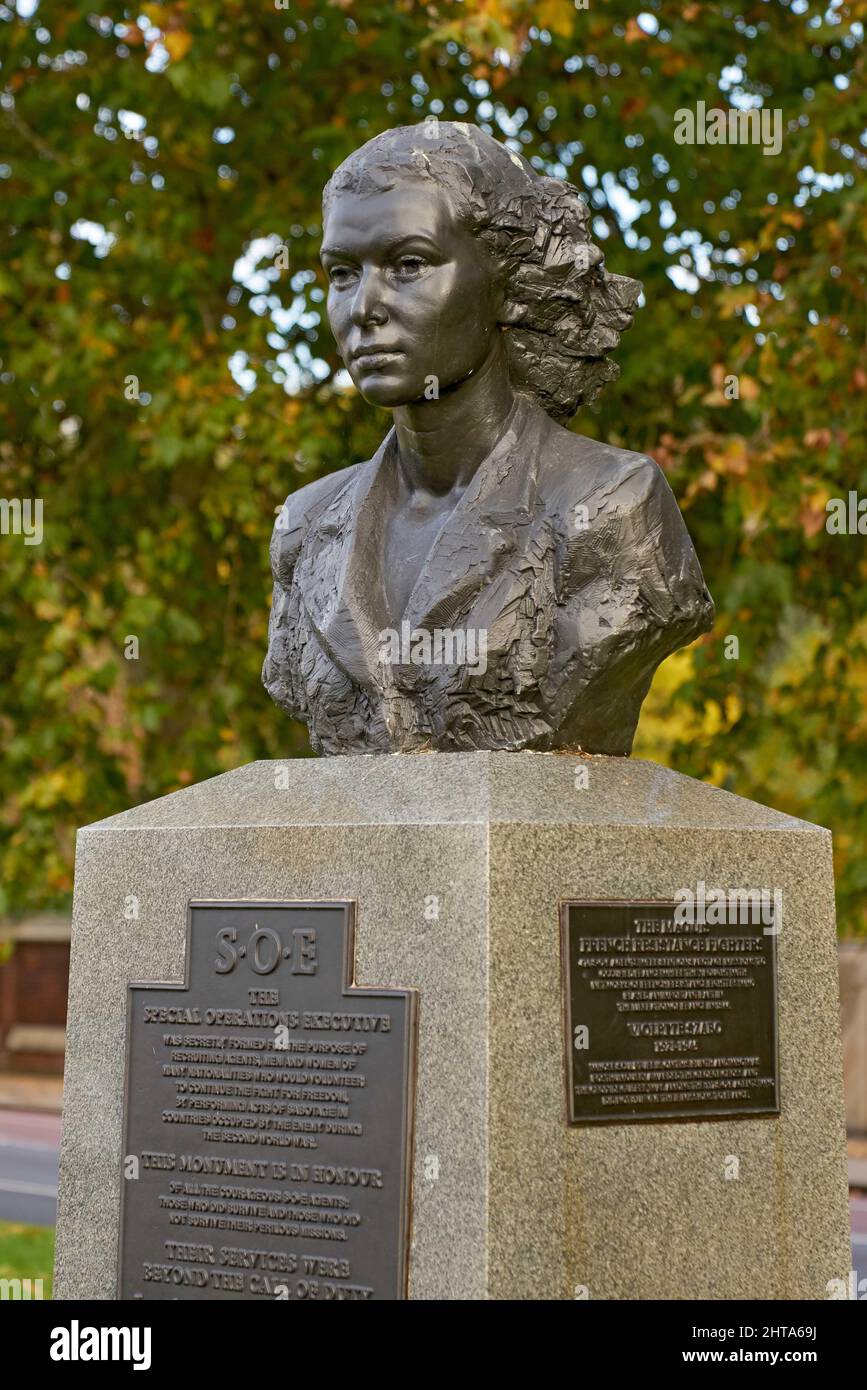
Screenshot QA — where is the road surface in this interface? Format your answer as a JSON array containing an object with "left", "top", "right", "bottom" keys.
[{"left": 0, "top": 1107, "right": 60, "bottom": 1228}]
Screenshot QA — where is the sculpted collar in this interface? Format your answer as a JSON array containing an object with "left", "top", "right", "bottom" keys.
[{"left": 294, "top": 393, "right": 545, "bottom": 689}]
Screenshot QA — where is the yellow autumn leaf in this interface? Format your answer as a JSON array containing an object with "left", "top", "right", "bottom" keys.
[
  {"left": 35, "top": 598, "right": 62, "bottom": 621},
  {"left": 141, "top": 4, "right": 170, "bottom": 25},
  {"left": 701, "top": 700, "right": 723, "bottom": 737},
  {"left": 164, "top": 30, "right": 193, "bottom": 63},
  {"left": 725, "top": 692, "right": 743, "bottom": 724},
  {"left": 706, "top": 438, "right": 749, "bottom": 475},
  {"left": 534, "top": 0, "right": 577, "bottom": 38}
]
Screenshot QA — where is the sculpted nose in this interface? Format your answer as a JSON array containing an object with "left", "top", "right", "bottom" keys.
[{"left": 349, "top": 268, "right": 388, "bottom": 327}]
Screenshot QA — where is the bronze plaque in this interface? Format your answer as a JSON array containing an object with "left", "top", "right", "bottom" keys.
[
  {"left": 119, "top": 901, "right": 416, "bottom": 1299},
  {"left": 561, "top": 900, "right": 779, "bottom": 1125}
]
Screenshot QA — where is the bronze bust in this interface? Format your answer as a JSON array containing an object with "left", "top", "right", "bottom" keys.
[{"left": 263, "top": 122, "right": 713, "bottom": 755}]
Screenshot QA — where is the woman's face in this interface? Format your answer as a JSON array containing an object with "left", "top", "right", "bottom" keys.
[{"left": 321, "top": 180, "right": 502, "bottom": 407}]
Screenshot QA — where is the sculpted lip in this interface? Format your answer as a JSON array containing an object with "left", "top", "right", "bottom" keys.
[{"left": 351, "top": 345, "right": 404, "bottom": 368}]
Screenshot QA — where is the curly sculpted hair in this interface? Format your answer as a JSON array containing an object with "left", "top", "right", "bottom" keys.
[{"left": 322, "top": 121, "right": 642, "bottom": 424}]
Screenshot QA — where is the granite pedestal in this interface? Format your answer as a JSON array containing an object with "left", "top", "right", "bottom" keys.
[{"left": 54, "top": 753, "right": 851, "bottom": 1300}]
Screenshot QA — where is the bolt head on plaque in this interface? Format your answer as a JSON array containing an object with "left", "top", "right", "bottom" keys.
[{"left": 262, "top": 122, "right": 714, "bottom": 756}]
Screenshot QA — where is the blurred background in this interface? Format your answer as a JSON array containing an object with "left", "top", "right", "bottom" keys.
[{"left": 0, "top": 0, "right": 865, "bottom": 1295}]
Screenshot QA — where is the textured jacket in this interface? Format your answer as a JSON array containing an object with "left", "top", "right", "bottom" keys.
[{"left": 263, "top": 395, "right": 714, "bottom": 755}]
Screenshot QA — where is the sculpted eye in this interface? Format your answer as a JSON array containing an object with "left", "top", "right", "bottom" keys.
[
  {"left": 327, "top": 264, "right": 356, "bottom": 286},
  {"left": 396, "top": 254, "right": 427, "bottom": 278}
]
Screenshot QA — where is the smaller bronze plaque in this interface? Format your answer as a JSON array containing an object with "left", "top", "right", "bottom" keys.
[{"left": 561, "top": 900, "right": 779, "bottom": 1125}]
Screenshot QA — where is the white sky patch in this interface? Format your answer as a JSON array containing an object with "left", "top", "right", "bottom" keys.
[
  {"left": 229, "top": 237, "right": 328, "bottom": 395},
  {"left": 719, "top": 64, "right": 744, "bottom": 90},
  {"left": 798, "top": 165, "right": 847, "bottom": 190},
  {"left": 228, "top": 350, "right": 256, "bottom": 395},
  {"left": 795, "top": 165, "right": 848, "bottom": 205},
  {"left": 271, "top": 297, "right": 319, "bottom": 334},
  {"left": 495, "top": 107, "right": 524, "bottom": 138},
  {"left": 668, "top": 265, "right": 700, "bottom": 294},
  {"left": 275, "top": 344, "right": 330, "bottom": 394},
  {"left": 136, "top": 14, "right": 161, "bottom": 42},
  {"left": 145, "top": 43, "right": 170, "bottom": 74},
  {"left": 118, "top": 109, "right": 146, "bottom": 136},
  {"left": 233, "top": 235, "right": 283, "bottom": 294},
  {"left": 636, "top": 12, "right": 659, "bottom": 36},
  {"left": 601, "top": 172, "right": 648, "bottom": 229},
  {"left": 718, "top": 62, "right": 765, "bottom": 109},
  {"left": 729, "top": 88, "right": 764, "bottom": 110},
  {"left": 71, "top": 218, "right": 117, "bottom": 257}
]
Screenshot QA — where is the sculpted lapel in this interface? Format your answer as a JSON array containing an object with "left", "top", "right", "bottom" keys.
[
  {"left": 296, "top": 395, "right": 543, "bottom": 693},
  {"left": 400, "top": 394, "right": 537, "bottom": 636},
  {"left": 294, "top": 437, "right": 395, "bottom": 689}
]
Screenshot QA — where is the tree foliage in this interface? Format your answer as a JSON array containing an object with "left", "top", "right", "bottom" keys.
[{"left": 1, "top": 1, "right": 865, "bottom": 930}]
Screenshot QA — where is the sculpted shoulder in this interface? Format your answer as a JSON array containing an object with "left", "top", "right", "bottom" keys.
[
  {"left": 269, "top": 462, "right": 361, "bottom": 587},
  {"left": 534, "top": 406, "right": 714, "bottom": 635},
  {"left": 273, "top": 462, "right": 360, "bottom": 543},
  {"left": 533, "top": 409, "right": 669, "bottom": 520}
]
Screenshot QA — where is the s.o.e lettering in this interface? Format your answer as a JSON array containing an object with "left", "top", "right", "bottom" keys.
[{"left": 215, "top": 925, "right": 318, "bottom": 976}]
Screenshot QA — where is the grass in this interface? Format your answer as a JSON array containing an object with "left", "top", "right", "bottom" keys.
[{"left": 0, "top": 1221, "right": 54, "bottom": 1299}]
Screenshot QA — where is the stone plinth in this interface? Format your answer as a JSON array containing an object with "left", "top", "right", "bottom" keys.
[{"left": 55, "top": 753, "right": 851, "bottom": 1300}]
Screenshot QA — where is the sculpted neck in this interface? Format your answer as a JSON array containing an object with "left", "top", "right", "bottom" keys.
[{"left": 391, "top": 340, "right": 516, "bottom": 498}]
